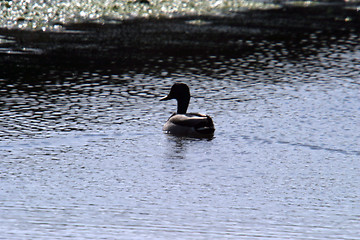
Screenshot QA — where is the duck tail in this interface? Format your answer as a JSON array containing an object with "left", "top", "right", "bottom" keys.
[{"left": 196, "top": 115, "right": 215, "bottom": 135}]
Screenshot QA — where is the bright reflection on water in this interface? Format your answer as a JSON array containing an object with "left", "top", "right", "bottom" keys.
[
  {"left": 0, "top": 0, "right": 275, "bottom": 29},
  {"left": 1, "top": 33, "right": 360, "bottom": 239}
]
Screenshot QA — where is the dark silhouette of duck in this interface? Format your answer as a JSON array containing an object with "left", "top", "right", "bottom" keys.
[{"left": 160, "top": 83, "right": 215, "bottom": 137}]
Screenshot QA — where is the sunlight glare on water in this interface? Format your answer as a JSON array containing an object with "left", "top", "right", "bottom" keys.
[{"left": 0, "top": 0, "right": 276, "bottom": 29}]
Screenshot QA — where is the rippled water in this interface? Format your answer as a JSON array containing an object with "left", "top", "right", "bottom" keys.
[
  {"left": 1, "top": 32, "right": 360, "bottom": 239},
  {"left": 0, "top": 0, "right": 275, "bottom": 30}
]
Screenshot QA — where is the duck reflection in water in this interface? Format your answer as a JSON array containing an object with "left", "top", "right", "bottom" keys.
[
  {"left": 160, "top": 83, "right": 215, "bottom": 138},
  {"left": 164, "top": 135, "right": 213, "bottom": 163}
]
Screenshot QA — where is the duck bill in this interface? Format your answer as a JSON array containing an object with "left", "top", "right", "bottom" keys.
[{"left": 160, "top": 95, "right": 171, "bottom": 101}]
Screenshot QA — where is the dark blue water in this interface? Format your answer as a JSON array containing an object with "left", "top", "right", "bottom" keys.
[{"left": 1, "top": 31, "right": 360, "bottom": 239}]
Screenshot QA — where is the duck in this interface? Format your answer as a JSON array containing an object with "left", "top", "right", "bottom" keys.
[{"left": 160, "top": 83, "right": 215, "bottom": 137}]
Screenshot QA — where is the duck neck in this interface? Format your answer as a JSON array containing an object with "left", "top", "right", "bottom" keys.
[{"left": 177, "top": 98, "right": 189, "bottom": 114}]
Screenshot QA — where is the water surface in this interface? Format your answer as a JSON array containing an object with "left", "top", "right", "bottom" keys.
[
  {"left": 1, "top": 30, "right": 360, "bottom": 239},
  {"left": 0, "top": 0, "right": 276, "bottom": 30}
]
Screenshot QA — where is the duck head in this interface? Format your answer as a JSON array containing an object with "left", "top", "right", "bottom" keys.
[{"left": 160, "top": 83, "right": 190, "bottom": 114}]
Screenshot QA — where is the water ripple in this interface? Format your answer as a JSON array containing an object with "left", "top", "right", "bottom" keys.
[{"left": 1, "top": 28, "right": 360, "bottom": 240}]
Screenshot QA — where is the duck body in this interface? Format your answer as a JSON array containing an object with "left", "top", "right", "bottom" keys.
[
  {"left": 160, "top": 83, "right": 215, "bottom": 137},
  {"left": 163, "top": 113, "right": 215, "bottom": 137}
]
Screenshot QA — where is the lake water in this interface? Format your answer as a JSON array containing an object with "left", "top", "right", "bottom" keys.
[
  {"left": 0, "top": 0, "right": 276, "bottom": 30},
  {"left": 1, "top": 28, "right": 360, "bottom": 239}
]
